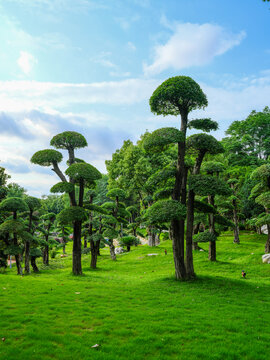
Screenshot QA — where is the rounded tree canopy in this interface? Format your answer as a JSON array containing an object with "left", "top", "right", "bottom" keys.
[
  {"left": 126, "top": 205, "right": 138, "bottom": 215},
  {"left": 0, "top": 219, "right": 25, "bottom": 234},
  {"left": 120, "top": 236, "right": 139, "bottom": 246},
  {"left": 84, "top": 203, "right": 108, "bottom": 215},
  {"left": 40, "top": 212, "right": 56, "bottom": 221},
  {"left": 193, "top": 231, "right": 217, "bottom": 243},
  {"left": 101, "top": 202, "right": 117, "bottom": 212},
  {"left": 143, "top": 127, "right": 184, "bottom": 151},
  {"left": 194, "top": 200, "right": 216, "bottom": 214},
  {"left": 188, "top": 118, "right": 218, "bottom": 132},
  {"left": 149, "top": 76, "right": 208, "bottom": 116},
  {"left": 187, "top": 134, "right": 224, "bottom": 155},
  {"left": 250, "top": 183, "right": 268, "bottom": 198},
  {"left": 57, "top": 206, "right": 87, "bottom": 225},
  {"left": 24, "top": 196, "right": 41, "bottom": 211},
  {"left": 153, "top": 185, "right": 173, "bottom": 201},
  {"left": 65, "top": 163, "right": 102, "bottom": 182},
  {"left": 255, "top": 191, "right": 270, "bottom": 209},
  {"left": 103, "top": 228, "right": 118, "bottom": 239},
  {"left": 201, "top": 161, "right": 225, "bottom": 174},
  {"left": 145, "top": 200, "right": 186, "bottom": 224},
  {"left": 255, "top": 213, "right": 270, "bottom": 227},
  {"left": 50, "top": 131, "right": 88, "bottom": 150},
  {"left": 107, "top": 188, "right": 126, "bottom": 200},
  {"left": 215, "top": 214, "right": 234, "bottom": 227},
  {"left": 50, "top": 182, "right": 75, "bottom": 194},
  {"left": 251, "top": 164, "right": 270, "bottom": 181},
  {"left": 31, "top": 149, "right": 63, "bottom": 166},
  {"left": 0, "top": 197, "right": 28, "bottom": 213},
  {"left": 189, "top": 175, "right": 231, "bottom": 196},
  {"left": 86, "top": 189, "right": 97, "bottom": 198}
]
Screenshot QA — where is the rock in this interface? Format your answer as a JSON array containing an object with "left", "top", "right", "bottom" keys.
[
  {"left": 147, "top": 253, "right": 158, "bottom": 256},
  {"left": 199, "top": 249, "right": 204, "bottom": 252},
  {"left": 60, "top": 254, "right": 68, "bottom": 258},
  {"left": 115, "top": 247, "right": 125, "bottom": 254},
  {"left": 262, "top": 254, "right": 270, "bottom": 263},
  {"left": 91, "top": 344, "right": 100, "bottom": 349}
]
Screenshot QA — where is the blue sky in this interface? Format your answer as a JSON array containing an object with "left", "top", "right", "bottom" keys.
[{"left": 0, "top": 0, "right": 269, "bottom": 196}]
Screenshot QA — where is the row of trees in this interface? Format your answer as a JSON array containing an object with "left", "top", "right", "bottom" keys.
[{"left": 0, "top": 77, "right": 269, "bottom": 280}]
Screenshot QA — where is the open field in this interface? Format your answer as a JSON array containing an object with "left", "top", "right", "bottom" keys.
[{"left": 1, "top": 232, "right": 270, "bottom": 360}]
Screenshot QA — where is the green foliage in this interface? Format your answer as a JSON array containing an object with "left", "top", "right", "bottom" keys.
[
  {"left": 187, "top": 134, "right": 224, "bottom": 155},
  {"left": 149, "top": 76, "right": 208, "bottom": 116},
  {"left": 0, "top": 197, "right": 28, "bottom": 213},
  {"left": 202, "top": 161, "right": 225, "bottom": 174},
  {"left": 193, "top": 231, "right": 217, "bottom": 243},
  {"left": 84, "top": 203, "right": 108, "bottom": 214},
  {"left": 107, "top": 188, "right": 126, "bottom": 200},
  {"left": 103, "top": 228, "right": 118, "bottom": 239},
  {"left": 189, "top": 175, "right": 231, "bottom": 196},
  {"left": 50, "top": 131, "right": 88, "bottom": 150},
  {"left": 50, "top": 182, "right": 75, "bottom": 194},
  {"left": 31, "top": 149, "right": 63, "bottom": 166},
  {"left": 143, "top": 127, "right": 184, "bottom": 151},
  {"left": 194, "top": 200, "right": 216, "bottom": 214},
  {"left": 214, "top": 214, "right": 234, "bottom": 227},
  {"left": 57, "top": 207, "right": 87, "bottom": 225},
  {"left": 188, "top": 118, "right": 218, "bottom": 132},
  {"left": 24, "top": 196, "right": 41, "bottom": 211},
  {"left": 29, "top": 248, "right": 42, "bottom": 257},
  {"left": 250, "top": 164, "right": 270, "bottom": 181},
  {"left": 6, "top": 183, "right": 27, "bottom": 198},
  {"left": 255, "top": 213, "right": 270, "bottom": 226},
  {"left": 255, "top": 191, "right": 270, "bottom": 208},
  {"left": 119, "top": 235, "right": 140, "bottom": 249},
  {"left": 0, "top": 219, "right": 25, "bottom": 234},
  {"left": 145, "top": 200, "right": 186, "bottom": 224},
  {"left": 65, "top": 163, "right": 102, "bottom": 182}
]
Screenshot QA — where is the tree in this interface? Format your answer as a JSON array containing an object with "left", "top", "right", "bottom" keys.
[
  {"left": 24, "top": 196, "right": 41, "bottom": 273},
  {"left": 0, "top": 197, "right": 28, "bottom": 274},
  {"left": 185, "top": 134, "right": 224, "bottom": 276},
  {"left": 148, "top": 76, "right": 208, "bottom": 280},
  {"left": 250, "top": 164, "right": 270, "bottom": 252},
  {"left": 31, "top": 131, "right": 101, "bottom": 275},
  {"left": 119, "top": 235, "right": 140, "bottom": 252}
]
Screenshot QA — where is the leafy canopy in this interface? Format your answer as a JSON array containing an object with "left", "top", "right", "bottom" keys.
[
  {"left": 50, "top": 131, "right": 88, "bottom": 150},
  {"left": 31, "top": 149, "right": 63, "bottom": 166}
]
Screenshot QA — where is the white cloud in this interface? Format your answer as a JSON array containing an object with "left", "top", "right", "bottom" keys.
[
  {"left": 144, "top": 22, "right": 246, "bottom": 75},
  {"left": 127, "top": 41, "right": 136, "bottom": 51},
  {"left": 17, "top": 51, "right": 37, "bottom": 74}
]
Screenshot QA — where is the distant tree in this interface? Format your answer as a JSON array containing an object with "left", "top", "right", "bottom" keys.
[
  {"left": 250, "top": 164, "right": 270, "bottom": 252},
  {"left": 6, "top": 183, "right": 26, "bottom": 198},
  {"left": 0, "top": 197, "right": 28, "bottom": 274},
  {"left": 31, "top": 131, "right": 101, "bottom": 275},
  {"left": 119, "top": 235, "right": 140, "bottom": 252}
]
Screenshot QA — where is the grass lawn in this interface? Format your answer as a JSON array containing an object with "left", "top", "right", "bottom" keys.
[{"left": 0, "top": 231, "right": 270, "bottom": 360}]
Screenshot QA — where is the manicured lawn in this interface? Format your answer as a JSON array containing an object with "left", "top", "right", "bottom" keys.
[{"left": 1, "top": 232, "right": 270, "bottom": 360}]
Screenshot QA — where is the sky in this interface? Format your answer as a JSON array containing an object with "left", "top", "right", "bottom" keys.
[{"left": 0, "top": 0, "right": 270, "bottom": 197}]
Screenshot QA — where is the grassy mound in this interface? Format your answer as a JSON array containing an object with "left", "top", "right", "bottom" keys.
[{"left": 1, "top": 232, "right": 270, "bottom": 360}]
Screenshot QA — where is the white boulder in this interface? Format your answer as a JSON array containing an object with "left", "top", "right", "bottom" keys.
[
  {"left": 115, "top": 247, "right": 125, "bottom": 254},
  {"left": 262, "top": 254, "right": 270, "bottom": 264}
]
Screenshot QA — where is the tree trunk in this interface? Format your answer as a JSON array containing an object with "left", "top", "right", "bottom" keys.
[
  {"left": 15, "top": 253, "right": 22, "bottom": 275},
  {"left": 30, "top": 256, "right": 39, "bottom": 273},
  {"left": 109, "top": 239, "right": 116, "bottom": 261},
  {"left": 208, "top": 195, "right": 216, "bottom": 261},
  {"left": 148, "top": 230, "right": 156, "bottom": 247},
  {"left": 185, "top": 190, "right": 195, "bottom": 278},
  {"left": 90, "top": 240, "right": 98, "bottom": 269},
  {"left": 265, "top": 224, "right": 270, "bottom": 253},
  {"left": 63, "top": 242, "right": 66, "bottom": 254},
  {"left": 233, "top": 199, "right": 240, "bottom": 244},
  {"left": 171, "top": 220, "right": 187, "bottom": 280},
  {"left": 72, "top": 220, "right": 82, "bottom": 275},
  {"left": 84, "top": 237, "right": 88, "bottom": 248},
  {"left": 192, "top": 223, "right": 200, "bottom": 250},
  {"left": 185, "top": 150, "right": 205, "bottom": 277},
  {"left": 24, "top": 241, "right": 30, "bottom": 274}
]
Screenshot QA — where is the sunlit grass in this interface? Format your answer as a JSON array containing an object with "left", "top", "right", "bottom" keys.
[{"left": 1, "top": 232, "right": 270, "bottom": 360}]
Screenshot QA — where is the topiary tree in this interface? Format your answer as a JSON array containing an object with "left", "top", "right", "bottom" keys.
[
  {"left": 250, "top": 164, "right": 270, "bottom": 252},
  {"left": 149, "top": 76, "right": 208, "bottom": 280},
  {"left": 0, "top": 197, "right": 28, "bottom": 274},
  {"left": 185, "top": 135, "right": 224, "bottom": 276},
  {"left": 39, "top": 212, "right": 56, "bottom": 265},
  {"left": 31, "top": 131, "right": 101, "bottom": 275},
  {"left": 119, "top": 235, "right": 140, "bottom": 252},
  {"left": 189, "top": 162, "right": 231, "bottom": 261},
  {"left": 24, "top": 196, "right": 41, "bottom": 273}
]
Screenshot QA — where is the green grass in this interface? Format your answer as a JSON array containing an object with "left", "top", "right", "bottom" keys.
[{"left": 1, "top": 231, "right": 270, "bottom": 360}]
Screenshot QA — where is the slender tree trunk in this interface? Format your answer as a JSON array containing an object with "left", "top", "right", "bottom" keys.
[
  {"left": 72, "top": 220, "right": 82, "bottom": 275},
  {"left": 192, "top": 223, "right": 200, "bottom": 250},
  {"left": 25, "top": 210, "right": 33, "bottom": 274},
  {"left": 208, "top": 195, "right": 216, "bottom": 261},
  {"left": 43, "top": 235, "right": 49, "bottom": 265},
  {"left": 265, "top": 224, "right": 270, "bottom": 253},
  {"left": 170, "top": 112, "right": 188, "bottom": 280},
  {"left": 84, "top": 237, "right": 88, "bottom": 248},
  {"left": 127, "top": 245, "right": 131, "bottom": 252},
  {"left": 14, "top": 236, "right": 22, "bottom": 275},
  {"left": 148, "top": 229, "right": 156, "bottom": 247},
  {"left": 63, "top": 242, "right": 66, "bottom": 254},
  {"left": 185, "top": 150, "right": 205, "bottom": 277},
  {"left": 90, "top": 240, "right": 98, "bottom": 269},
  {"left": 109, "top": 239, "right": 116, "bottom": 260},
  {"left": 30, "top": 256, "right": 39, "bottom": 272},
  {"left": 233, "top": 200, "right": 240, "bottom": 244}
]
